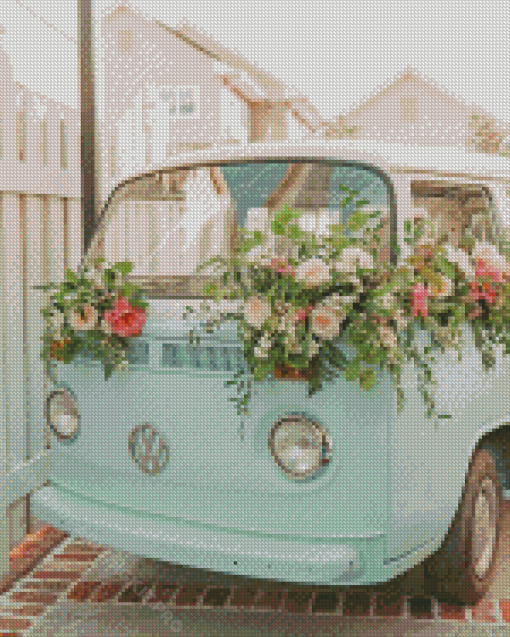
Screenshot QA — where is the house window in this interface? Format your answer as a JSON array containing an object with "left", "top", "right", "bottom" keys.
[
  {"left": 160, "top": 90, "right": 177, "bottom": 115},
  {"left": 179, "top": 88, "right": 195, "bottom": 115},
  {"left": 60, "top": 119, "right": 68, "bottom": 170},
  {"left": 159, "top": 86, "right": 199, "bottom": 118},
  {"left": 16, "top": 111, "right": 27, "bottom": 162},
  {"left": 40, "top": 119, "right": 48, "bottom": 166},
  {"left": 117, "top": 30, "right": 133, "bottom": 51},
  {"left": 401, "top": 97, "right": 417, "bottom": 123}
]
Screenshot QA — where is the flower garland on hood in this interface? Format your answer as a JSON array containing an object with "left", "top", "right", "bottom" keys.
[{"left": 184, "top": 184, "right": 510, "bottom": 419}]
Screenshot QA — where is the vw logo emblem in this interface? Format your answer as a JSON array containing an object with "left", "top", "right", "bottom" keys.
[{"left": 128, "top": 424, "right": 169, "bottom": 475}]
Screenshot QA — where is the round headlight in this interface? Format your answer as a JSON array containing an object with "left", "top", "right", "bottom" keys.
[
  {"left": 47, "top": 388, "right": 80, "bottom": 441},
  {"left": 269, "top": 415, "right": 332, "bottom": 481}
]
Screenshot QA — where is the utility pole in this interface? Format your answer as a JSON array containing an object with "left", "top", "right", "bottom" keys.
[{"left": 78, "top": 0, "right": 96, "bottom": 255}]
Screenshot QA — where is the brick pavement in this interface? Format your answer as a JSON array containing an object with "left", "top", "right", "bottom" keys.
[{"left": 0, "top": 500, "right": 508, "bottom": 635}]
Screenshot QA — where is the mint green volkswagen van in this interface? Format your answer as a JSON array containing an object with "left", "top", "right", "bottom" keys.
[{"left": 32, "top": 141, "right": 510, "bottom": 605}]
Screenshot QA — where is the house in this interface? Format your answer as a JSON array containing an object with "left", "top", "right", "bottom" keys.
[
  {"left": 326, "top": 67, "right": 510, "bottom": 150},
  {"left": 101, "top": 1, "right": 327, "bottom": 198},
  {"left": 99, "top": 2, "right": 328, "bottom": 285}
]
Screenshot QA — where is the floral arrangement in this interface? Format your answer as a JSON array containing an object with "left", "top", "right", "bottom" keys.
[
  {"left": 34, "top": 260, "right": 148, "bottom": 380},
  {"left": 185, "top": 184, "right": 510, "bottom": 418}
]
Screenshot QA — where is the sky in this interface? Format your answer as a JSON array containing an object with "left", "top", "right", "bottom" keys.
[{"left": 0, "top": 0, "right": 509, "bottom": 123}]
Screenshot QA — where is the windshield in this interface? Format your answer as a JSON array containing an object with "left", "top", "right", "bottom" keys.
[{"left": 87, "top": 160, "right": 393, "bottom": 298}]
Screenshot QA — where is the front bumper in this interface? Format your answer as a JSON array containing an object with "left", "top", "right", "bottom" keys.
[{"left": 32, "top": 484, "right": 390, "bottom": 586}]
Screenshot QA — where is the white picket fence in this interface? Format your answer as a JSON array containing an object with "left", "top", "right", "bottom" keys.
[{"left": 0, "top": 84, "right": 81, "bottom": 579}]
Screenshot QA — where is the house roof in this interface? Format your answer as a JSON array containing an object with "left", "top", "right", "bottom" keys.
[{"left": 345, "top": 66, "right": 510, "bottom": 133}]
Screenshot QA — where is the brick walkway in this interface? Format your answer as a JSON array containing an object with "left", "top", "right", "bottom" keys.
[{"left": 0, "top": 501, "right": 509, "bottom": 635}]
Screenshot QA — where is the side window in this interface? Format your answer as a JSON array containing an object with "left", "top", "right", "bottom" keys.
[{"left": 411, "top": 181, "right": 498, "bottom": 248}]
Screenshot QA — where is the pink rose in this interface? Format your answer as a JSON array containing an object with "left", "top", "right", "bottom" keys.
[
  {"left": 269, "top": 258, "right": 294, "bottom": 276},
  {"left": 469, "top": 281, "right": 498, "bottom": 305},
  {"left": 295, "top": 305, "right": 314, "bottom": 322},
  {"left": 103, "top": 296, "right": 146, "bottom": 337},
  {"left": 411, "top": 283, "right": 428, "bottom": 318},
  {"left": 475, "top": 259, "right": 503, "bottom": 283}
]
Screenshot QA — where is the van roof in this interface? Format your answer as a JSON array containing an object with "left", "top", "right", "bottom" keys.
[{"left": 130, "top": 140, "right": 510, "bottom": 188}]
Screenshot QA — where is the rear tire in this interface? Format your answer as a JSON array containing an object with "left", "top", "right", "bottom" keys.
[{"left": 424, "top": 448, "right": 502, "bottom": 605}]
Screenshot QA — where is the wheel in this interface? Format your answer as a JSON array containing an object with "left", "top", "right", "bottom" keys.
[{"left": 424, "top": 448, "right": 502, "bottom": 605}]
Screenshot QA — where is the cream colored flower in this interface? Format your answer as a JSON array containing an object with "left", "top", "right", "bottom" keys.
[
  {"left": 244, "top": 296, "right": 272, "bottom": 330},
  {"left": 322, "top": 292, "right": 357, "bottom": 309},
  {"left": 244, "top": 245, "right": 273, "bottom": 266},
  {"left": 310, "top": 305, "right": 343, "bottom": 340},
  {"left": 394, "top": 309, "right": 409, "bottom": 332},
  {"left": 334, "top": 247, "right": 374, "bottom": 274},
  {"left": 84, "top": 268, "right": 104, "bottom": 290},
  {"left": 443, "top": 244, "right": 475, "bottom": 279},
  {"left": 375, "top": 292, "right": 396, "bottom": 310},
  {"left": 50, "top": 311, "right": 66, "bottom": 334},
  {"left": 378, "top": 325, "right": 398, "bottom": 349},
  {"left": 69, "top": 305, "right": 98, "bottom": 331},
  {"left": 259, "top": 332, "right": 273, "bottom": 350},
  {"left": 472, "top": 241, "right": 510, "bottom": 276},
  {"left": 429, "top": 274, "right": 454, "bottom": 298},
  {"left": 295, "top": 257, "right": 331, "bottom": 287},
  {"left": 307, "top": 338, "right": 321, "bottom": 359},
  {"left": 434, "top": 326, "right": 460, "bottom": 349},
  {"left": 284, "top": 334, "right": 302, "bottom": 354},
  {"left": 254, "top": 346, "right": 269, "bottom": 359}
]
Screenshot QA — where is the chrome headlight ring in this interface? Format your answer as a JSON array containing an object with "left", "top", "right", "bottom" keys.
[
  {"left": 269, "top": 414, "right": 332, "bottom": 481},
  {"left": 46, "top": 386, "right": 81, "bottom": 443}
]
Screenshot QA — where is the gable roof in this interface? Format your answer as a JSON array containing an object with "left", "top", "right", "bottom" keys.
[
  {"left": 346, "top": 66, "right": 510, "bottom": 133},
  {"left": 346, "top": 67, "right": 471, "bottom": 117}
]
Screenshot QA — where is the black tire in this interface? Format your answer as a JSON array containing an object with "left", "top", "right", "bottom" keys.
[{"left": 424, "top": 448, "right": 502, "bottom": 605}]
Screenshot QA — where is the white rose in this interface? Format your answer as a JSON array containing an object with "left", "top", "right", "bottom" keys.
[
  {"left": 443, "top": 244, "right": 475, "bottom": 279},
  {"left": 298, "top": 214, "right": 317, "bottom": 233},
  {"left": 310, "top": 304, "right": 343, "bottom": 340},
  {"left": 472, "top": 241, "right": 510, "bottom": 276},
  {"left": 295, "top": 258, "right": 331, "bottom": 287},
  {"left": 244, "top": 296, "right": 272, "bottom": 330},
  {"left": 316, "top": 211, "right": 333, "bottom": 236},
  {"left": 334, "top": 247, "right": 374, "bottom": 274}
]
